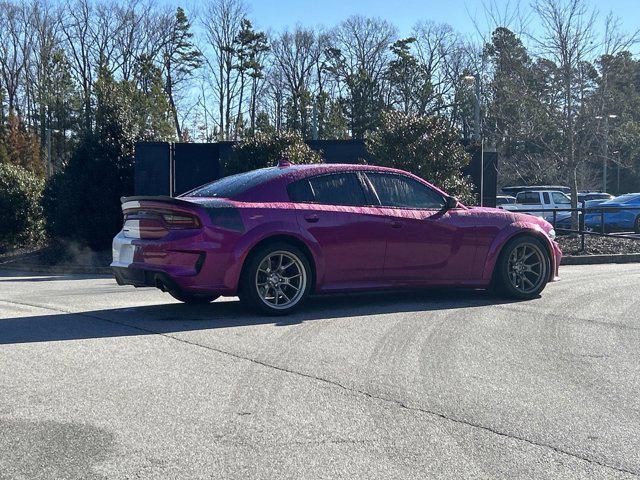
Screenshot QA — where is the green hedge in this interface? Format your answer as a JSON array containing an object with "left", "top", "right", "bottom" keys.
[
  {"left": 0, "top": 163, "right": 44, "bottom": 247},
  {"left": 42, "top": 139, "right": 133, "bottom": 251},
  {"left": 228, "top": 131, "right": 322, "bottom": 175}
]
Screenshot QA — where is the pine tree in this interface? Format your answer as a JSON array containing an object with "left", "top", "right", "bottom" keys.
[{"left": 162, "top": 7, "right": 203, "bottom": 141}]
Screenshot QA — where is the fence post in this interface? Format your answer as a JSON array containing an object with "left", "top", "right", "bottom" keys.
[
  {"left": 552, "top": 209, "right": 557, "bottom": 227},
  {"left": 580, "top": 205, "right": 586, "bottom": 253}
]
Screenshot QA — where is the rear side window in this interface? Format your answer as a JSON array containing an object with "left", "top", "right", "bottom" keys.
[
  {"left": 184, "top": 168, "right": 284, "bottom": 199},
  {"left": 287, "top": 179, "right": 314, "bottom": 202},
  {"left": 518, "top": 192, "right": 541, "bottom": 205},
  {"left": 366, "top": 172, "right": 445, "bottom": 209},
  {"left": 287, "top": 173, "right": 367, "bottom": 206}
]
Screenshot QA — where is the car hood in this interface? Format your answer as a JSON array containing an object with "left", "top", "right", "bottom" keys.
[{"left": 466, "top": 206, "right": 555, "bottom": 234}]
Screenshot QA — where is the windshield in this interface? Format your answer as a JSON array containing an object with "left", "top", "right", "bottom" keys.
[
  {"left": 552, "top": 192, "right": 571, "bottom": 204},
  {"left": 182, "top": 168, "right": 284, "bottom": 199}
]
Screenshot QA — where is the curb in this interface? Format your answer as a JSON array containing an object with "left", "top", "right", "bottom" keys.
[
  {"left": 561, "top": 253, "right": 640, "bottom": 265},
  {"left": 0, "top": 264, "right": 112, "bottom": 275}
]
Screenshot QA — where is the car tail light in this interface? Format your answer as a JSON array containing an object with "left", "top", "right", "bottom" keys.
[{"left": 162, "top": 213, "right": 201, "bottom": 229}]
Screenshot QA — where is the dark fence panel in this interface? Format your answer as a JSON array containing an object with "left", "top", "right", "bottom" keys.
[
  {"left": 173, "top": 143, "right": 222, "bottom": 195},
  {"left": 463, "top": 145, "right": 498, "bottom": 207},
  {"left": 134, "top": 140, "right": 499, "bottom": 205},
  {"left": 134, "top": 142, "right": 171, "bottom": 196}
]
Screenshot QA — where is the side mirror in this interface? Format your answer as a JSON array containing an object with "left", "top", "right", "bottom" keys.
[{"left": 444, "top": 196, "right": 459, "bottom": 211}]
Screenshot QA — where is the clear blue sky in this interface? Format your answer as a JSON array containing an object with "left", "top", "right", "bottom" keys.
[{"left": 243, "top": 0, "right": 639, "bottom": 41}]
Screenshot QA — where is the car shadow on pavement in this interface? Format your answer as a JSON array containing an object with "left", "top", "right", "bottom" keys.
[{"left": 0, "top": 289, "right": 527, "bottom": 345}]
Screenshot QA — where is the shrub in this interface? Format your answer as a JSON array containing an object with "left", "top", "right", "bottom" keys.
[
  {"left": 0, "top": 163, "right": 44, "bottom": 248},
  {"left": 366, "top": 111, "right": 475, "bottom": 203},
  {"left": 42, "top": 137, "right": 133, "bottom": 251},
  {"left": 42, "top": 72, "right": 135, "bottom": 250},
  {"left": 228, "top": 131, "right": 322, "bottom": 175}
]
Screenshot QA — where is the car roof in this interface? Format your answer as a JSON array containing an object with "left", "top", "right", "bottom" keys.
[
  {"left": 516, "top": 190, "right": 566, "bottom": 194},
  {"left": 279, "top": 162, "right": 413, "bottom": 176},
  {"left": 197, "top": 163, "right": 448, "bottom": 203}
]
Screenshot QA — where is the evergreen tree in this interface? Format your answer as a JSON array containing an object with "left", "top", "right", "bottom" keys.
[{"left": 162, "top": 7, "right": 203, "bottom": 141}]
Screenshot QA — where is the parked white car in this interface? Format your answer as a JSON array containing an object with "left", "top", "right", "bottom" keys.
[{"left": 501, "top": 190, "right": 572, "bottom": 217}]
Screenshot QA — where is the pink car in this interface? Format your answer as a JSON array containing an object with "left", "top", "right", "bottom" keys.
[{"left": 112, "top": 163, "right": 561, "bottom": 314}]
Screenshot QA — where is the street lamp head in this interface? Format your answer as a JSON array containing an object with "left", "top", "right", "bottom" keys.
[
  {"left": 595, "top": 115, "right": 603, "bottom": 120},
  {"left": 462, "top": 75, "right": 476, "bottom": 84},
  {"left": 608, "top": 114, "right": 618, "bottom": 119}
]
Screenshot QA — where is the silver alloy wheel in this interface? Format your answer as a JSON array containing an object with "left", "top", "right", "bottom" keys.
[
  {"left": 507, "top": 242, "right": 547, "bottom": 294},
  {"left": 255, "top": 250, "right": 307, "bottom": 310}
]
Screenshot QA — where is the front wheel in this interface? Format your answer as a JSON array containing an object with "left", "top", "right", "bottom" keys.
[
  {"left": 494, "top": 236, "right": 550, "bottom": 300},
  {"left": 239, "top": 242, "right": 311, "bottom": 315}
]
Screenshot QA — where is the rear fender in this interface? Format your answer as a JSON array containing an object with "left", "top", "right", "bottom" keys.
[
  {"left": 223, "top": 221, "right": 324, "bottom": 293},
  {"left": 481, "top": 222, "right": 555, "bottom": 283}
]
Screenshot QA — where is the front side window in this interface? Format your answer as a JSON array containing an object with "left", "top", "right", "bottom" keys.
[
  {"left": 287, "top": 172, "right": 367, "bottom": 207},
  {"left": 366, "top": 172, "right": 445, "bottom": 209}
]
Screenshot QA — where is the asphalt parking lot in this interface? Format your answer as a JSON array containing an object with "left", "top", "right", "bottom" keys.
[{"left": 1, "top": 264, "right": 639, "bottom": 479}]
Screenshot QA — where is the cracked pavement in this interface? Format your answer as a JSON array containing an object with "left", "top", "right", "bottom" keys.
[{"left": 1, "top": 264, "right": 639, "bottom": 479}]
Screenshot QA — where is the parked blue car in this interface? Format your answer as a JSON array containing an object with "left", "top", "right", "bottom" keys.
[
  {"left": 548, "top": 199, "right": 607, "bottom": 233},
  {"left": 584, "top": 193, "right": 640, "bottom": 233}
]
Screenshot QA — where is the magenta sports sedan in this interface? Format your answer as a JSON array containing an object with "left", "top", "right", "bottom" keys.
[{"left": 111, "top": 163, "right": 562, "bottom": 314}]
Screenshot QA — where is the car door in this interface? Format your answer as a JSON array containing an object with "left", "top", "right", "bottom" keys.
[
  {"left": 363, "top": 172, "right": 477, "bottom": 284},
  {"left": 288, "top": 172, "right": 388, "bottom": 291}
]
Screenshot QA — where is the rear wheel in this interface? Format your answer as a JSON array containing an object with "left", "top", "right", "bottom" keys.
[
  {"left": 494, "top": 236, "right": 550, "bottom": 299},
  {"left": 169, "top": 291, "right": 219, "bottom": 304},
  {"left": 239, "top": 242, "right": 311, "bottom": 315}
]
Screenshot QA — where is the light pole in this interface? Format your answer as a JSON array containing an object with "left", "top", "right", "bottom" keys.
[
  {"left": 612, "top": 150, "right": 621, "bottom": 194},
  {"left": 463, "top": 74, "right": 483, "bottom": 205},
  {"left": 45, "top": 127, "right": 61, "bottom": 178},
  {"left": 595, "top": 114, "right": 617, "bottom": 192},
  {"left": 306, "top": 101, "right": 318, "bottom": 141},
  {"left": 463, "top": 74, "right": 481, "bottom": 141}
]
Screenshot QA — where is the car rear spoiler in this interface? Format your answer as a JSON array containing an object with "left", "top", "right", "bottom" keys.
[{"left": 120, "top": 195, "right": 197, "bottom": 207}]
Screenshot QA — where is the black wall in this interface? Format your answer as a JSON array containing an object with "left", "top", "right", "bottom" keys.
[{"left": 134, "top": 139, "right": 498, "bottom": 205}]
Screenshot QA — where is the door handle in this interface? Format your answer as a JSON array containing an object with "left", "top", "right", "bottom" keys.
[
  {"left": 305, "top": 215, "right": 319, "bottom": 223},
  {"left": 390, "top": 221, "right": 401, "bottom": 228}
]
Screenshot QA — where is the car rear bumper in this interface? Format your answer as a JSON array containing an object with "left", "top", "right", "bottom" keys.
[{"left": 110, "top": 231, "right": 236, "bottom": 295}]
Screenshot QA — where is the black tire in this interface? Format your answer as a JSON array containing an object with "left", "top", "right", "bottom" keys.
[
  {"left": 494, "top": 235, "right": 551, "bottom": 300},
  {"left": 635, "top": 216, "right": 640, "bottom": 234},
  {"left": 238, "top": 241, "right": 312, "bottom": 315},
  {"left": 168, "top": 291, "right": 220, "bottom": 304}
]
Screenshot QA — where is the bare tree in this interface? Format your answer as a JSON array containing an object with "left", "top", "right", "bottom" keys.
[
  {"left": 271, "top": 27, "right": 321, "bottom": 133},
  {"left": 59, "top": 0, "right": 94, "bottom": 131},
  {"left": 326, "top": 15, "right": 397, "bottom": 137},
  {"left": 532, "top": 0, "right": 598, "bottom": 220},
  {"left": 0, "top": 2, "right": 31, "bottom": 118},
  {"left": 202, "top": 0, "right": 246, "bottom": 140}
]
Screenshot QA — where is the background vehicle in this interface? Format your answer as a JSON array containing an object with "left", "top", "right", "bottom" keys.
[
  {"left": 111, "top": 164, "right": 561, "bottom": 314},
  {"left": 548, "top": 199, "right": 608, "bottom": 232},
  {"left": 501, "top": 190, "right": 571, "bottom": 217},
  {"left": 584, "top": 193, "right": 640, "bottom": 233},
  {"left": 577, "top": 192, "right": 614, "bottom": 203},
  {"left": 496, "top": 195, "right": 516, "bottom": 207},
  {"left": 501, "top": 185, "right": 571, "bottom": 197}
]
